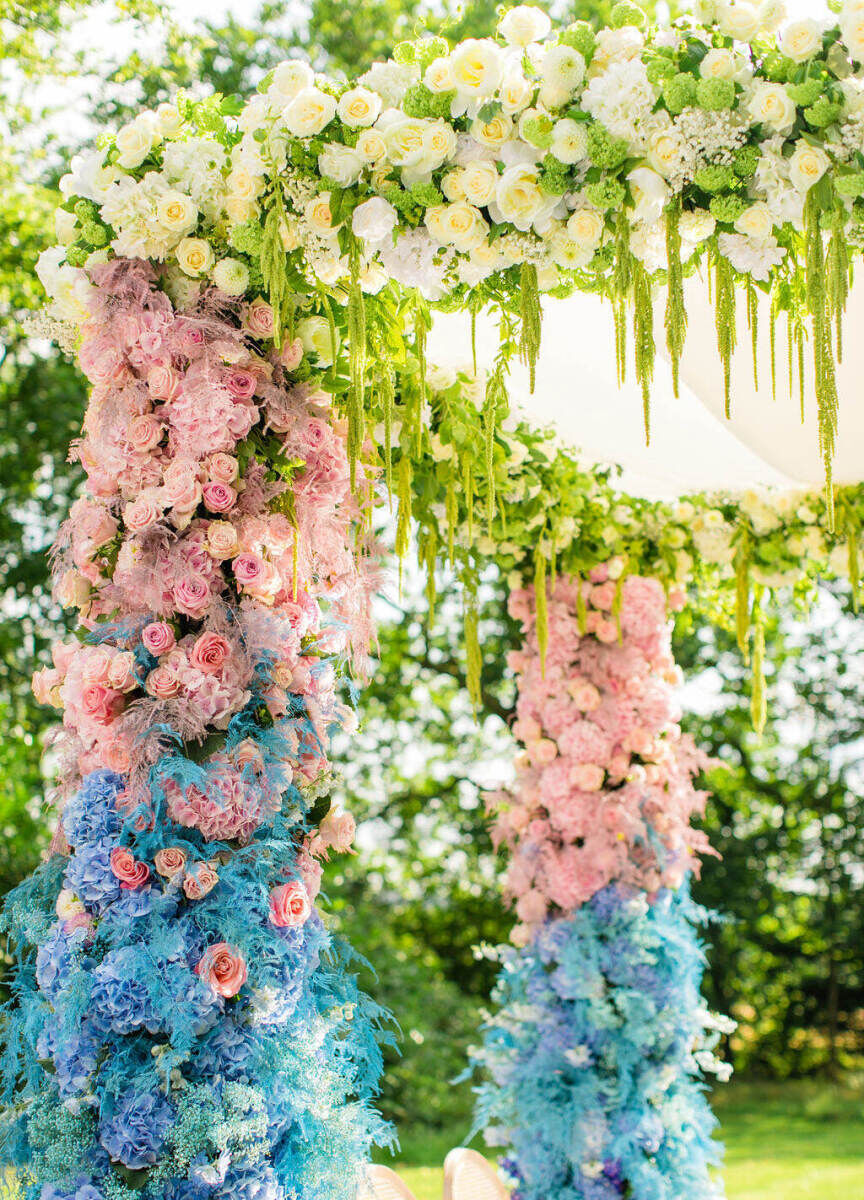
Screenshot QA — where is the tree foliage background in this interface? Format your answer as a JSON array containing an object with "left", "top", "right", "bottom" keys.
[{"left": 1, "top": 0, "right": 862, "bottom": 1139}]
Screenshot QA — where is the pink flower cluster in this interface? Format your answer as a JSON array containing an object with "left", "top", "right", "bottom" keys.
[{"left": 492, "top": 567, "right": 714, "bottom": 944}]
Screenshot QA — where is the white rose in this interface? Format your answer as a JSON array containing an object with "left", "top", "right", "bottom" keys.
[
  {"left": 461, "top": 160, "right": 498, "bottom": 206},
  {"left": 337, "top": 86, "right": 382, "bottom": 128},
  {"left": 701, "top": 48, "right": 737, "bottom": 79},
  {"left": 269, "top": 60, "right": 316, "bottom": 106},
  {"left": 351, "top": 196, "right": 398, "bottom": 243},
  {"left": 449, "top": 38, "right": 504, "bottom": 98},
  {"left": 735, "top": 201, "right": 774, "bottom": 240},
  {"left": 424, "top": 57, "right": 454, "bottom": 93},
  {"left": 318, "top": 142, "right": 364, "bottom": 185},
  {"left": 304, "top": 192, "right": 338, "bottom": 236},
  {"left": 55, "top": 209, "right": 77, "bottom": 246},
  {"left": 779, "top": 19, "right": 822, "bottom": 62},
  {"left": 627, "top": 166, "right": 670, "bottom": 223},
  {"left": 566, "top": 207, "right": 605, "bottom": 248},
  {"left": 499, "top": 73, "right": 534, "bottom": 115},
  {"left": 175, "top": 237, "right": 215, "bottom": 277},
  {"left": 539, "top": 44, "right": 586, "bottom": 96},
  {"left": 549, "top": 227, "right": 593, "bottom": 269},
  {"left": 60, "top": 149, "right": 120, "bottom": 204},
  {"left": 156, "top": 190, "right": 198, "bottom": 238},
  {"left": 471, "top": 113, "right": 513, "bottom": 149},
  {"left": 225, "top": 193, "right": 259, "bottom": 223},
  {"left": 842, "top": 12, "right": 864, "bottom": 62},
  {"left": 550, "top": 117, "right": 588, "bottom": 164},
  {"left": 678, "top": 209, "right": 716, "bottom": 243},
  {"left": 297, "top": 315, "right": 340, "bottom": 366},
  {"left": 759, "top": 1, "right": 787, "bottom": 34},
  {"left": 356, "top": 129, "right": 387, "bottom": 162},
  {"left": 155, "top": 103, "right": 184, "bottom": 138},
  {"left": 498, "top": 5, "right": 552, "bottom": 46},
  {"left": 717, "top": 2, "right": 761, "bottom": 41},
  {"left": 115, "top": 113, "right": 159, "bottom": 169},
  {"left": 423, "top": 121, "right": 458, "bottom": 168},
  {"left": 282, "top": 87, "right": 337, "bottom": 138},
  {"left": 747, "top": 82, "right": 796, "bottom": 133},
  {"left": 647, "top": 129, "right": 682, "bottom": 177},
  {"left": 212, "top": 257, "right": 250, "bottom": 296},
  {"left": 789, "top": 143, "right": 830, "bottom": 191},
  {"left": 495, "top": 163, "right": 545, "bottom": 230},
  {"left": 440, "top": 201, "right": 488, "bottom": 251},
  {"left": 384, "top": 117, "right": 428, "bottom": 166}
]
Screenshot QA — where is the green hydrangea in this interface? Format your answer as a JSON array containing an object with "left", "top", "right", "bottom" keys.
[
  {"left": 836, "top": 171, "right": 864, "bottom": 198},
  {"left": 64, "top": 242, "right": 91, "bottom": 267},
  {"left": 663, "top": 72, "right": 698, "bottom": 115},
  {"left": 696, "top": 77, "right": 735, "bottom": 112},
  {"left": 733, "top": 145, "right": 761, "bottom": 179},
  {"left": 585, "top": 177, "right": 627, "bottom": 210},
  {"left": 611, "top": 1, "right": 646, "bottom": 28},
  {"left": 587, "top": 123, "right": 629, "bottom": 170},
  {"left": 409, "top": 180, "right": 443, "bottom": 208},
  {"left": 80, "top": 219, "right": 109, "bottom": 247},
  {"left": 786, "top": 78, "right": 824, "bottom": 106},
  {"left": 522, "top": 114, "right": 554, "bottom": 149},
  {"left": 646, "top": 57, "right": 677, "bottom": 86},
  {"left": 540, "top": 155, "right": 570, "bottom": 195},
  {"left": 560, "top": 20, "right": 596, "bottom": 60},
  {"left": 228, "top": 220, "right": 264, "bottom": 258},
  {"left": 710, "top": 194, "right": 748, "bottom": 223},
  {"left": 694, "top": 163, "right": 737, "bottom": 194},
  {"left": 762, "top": 51, "right": 790, "bottom": 82},
  {"left": 73, "top": 198, "right": 100, "bottom": 224},
  {"left": 402, "top": 83, "right": 453, "bottom": 120},
  {"left": 804, "top": 98, "right": 842, "bottom": 128}
]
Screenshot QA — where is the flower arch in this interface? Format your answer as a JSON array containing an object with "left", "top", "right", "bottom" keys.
[{"left": 7, "top": 3, "right": 864, "bottom": 1199}]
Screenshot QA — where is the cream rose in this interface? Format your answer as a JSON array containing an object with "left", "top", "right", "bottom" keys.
[
  {"left": 789, "top": 142, "right": 830, "bottom": 191},
  {"left": 155, "top": 103, "right": 184, "bottom": 137},
  {"left": 499, "top": 72, "right": 534, "bottom": 114},
  {"left": 717, "top": 2, "right": 761, "bottom": 41},
  {"left": 423, "top": 121, "right": 458, "bottom": 167},
  {"left": 156, "top": 191, "right": 198, "bottom": 238},
  {"left": 304, "top": 192, "right": 338, "bottom": 236},
  {"left": 498, "top": 5, "right": 552, "bottom": 46},
  {"left": 175, "top": 237, "right": 215, "bottom": 277},
  {"left": 735, "top": 201, "right": 774, "bottom": 240},
  {"left": 471, "top": 113, "right": 513, "bottom": 149},
  {"left": 440, "top": 201, "right": 488, "bottom": 251},
  {"left": 356, "top": 129, "right": 387, "bottom": 162},
  {"left": 318, "top": 143, "right": 364, "bottom": 186},
  {"left": 55, "top": 209, "right": 78, "bottom": 246},
  {"left": 384, "top": 117, "right": 427, "bottom": 166},
  {"left": 647, "top": 129, "right": 682, "bottom": 177},
  {"left": 115, "top": 113, "right": 159, "bottom": 169},
  {"left": 461, "top": 161, "right": 498, "bottom": 206},
  {"left": 282, "top": 86, "right": 337, "bottom": 138},
  {"left": 297, "top": 315, "right": 340, "bottom": 366},
  {"left": 495, "top": 163, "right": 546, "bottom": 231},
  {"left": 550, "top": 118, "right": 589, "bottom": 165},
  {"left": 448, "top": 38, "right": 504, "bottom": 98},
  {"left": 226, "top": 166, "right": 263, "bottom": 203},
  {"left": 269, "top": 59, "right": 315, "bottom": 106},
  {"left": 679, "top": 209, "right": 716, "bottom": 243},
  {"left": 441, "top": 170, "right": 466, "bottom": 201},
  {"left": 747, "top": 82, "right": 796, "bottom": 133},
  {"left": 701, "top": 48, "right": 737, "bottom": 79},
  {"left": 337, "top": 86, "right": 382, "bottom": 127},
  {"left": 779, "top": 18, "right": 822, "bottom": 62},
  {"left": 843, "top": 11, "right": 864, "bottom": 61},
  {"left": 566, "top": 207, "right": 605, "bottom": 249},
  {"left": 424, "top": 57, "right": 454, "bottom": 94}
]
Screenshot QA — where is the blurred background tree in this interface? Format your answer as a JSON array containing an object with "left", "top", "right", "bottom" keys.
[{"left": 1, "top": 0, "right": 862, "bottom": 1145}]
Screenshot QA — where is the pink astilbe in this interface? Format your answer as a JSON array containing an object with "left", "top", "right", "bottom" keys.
[{"left": 493, "top": 569, "right": 716, "bottom": 945}]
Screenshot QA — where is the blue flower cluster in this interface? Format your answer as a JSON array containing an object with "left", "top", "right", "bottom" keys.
[{"left": 470, "top": 883, "right": 731, "bottom": 1200}]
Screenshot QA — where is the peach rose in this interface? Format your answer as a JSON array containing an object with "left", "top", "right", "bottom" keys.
[
  {"left": 80, "top": 684, "right": 124, "bottom": 724},
  {"left": 154, "top": 846, "right": 187, "bottom": 877},
  {"left": 145, "top": 666, "right": 181, "bottom": 699},
  {"left": 109, "top": 847, "right": 151, "bottom": 889},
  {"left": 183, "top": 861, "right": 220, "bottom": 899},
  {"left": 195, "top": 942, "right": 247, "bottom": 997}
]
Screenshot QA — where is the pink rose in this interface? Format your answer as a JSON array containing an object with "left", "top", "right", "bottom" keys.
[
  {"left": 142, "top": 622, "right": 176, "bottom": 656},
  {"left": 268, "top": 880, "right": 311, "bottom": 928},
  {"left": 232, "top": 553, "right": 265, "bottom": 586},
  {"left": 195, "top": 942, "right": 247, "bottom": 997},
  {"left": 244, "top": 298, "right": 275, "bottom": 338},
  {"left": 515, "top": 888, "right": 548, "bottom": 925},
  {"left": 146, "top": 666, "right": 181, "bottom": 699},
  {"left": 528, "top": 738, "right": 557, "bottom": 767},
  {"left": 124, "top": 496, "right": 162, "bottom": 533},
  {"left": 154, "top": 846, "right": 187, "bottom": 877},
  {"left": 225, "top": 370, "right": 257, "bottom": 401},
  {"left": 172, "top": 575, "right": 212, "bottom": 618},
  {"left": 189, "top": 632, "right": 231, "bottom": 674},
  {"left": 80, "top": 684, "right": 124, "bottom": 724},
  {"left": 595, "top": 619, "right": 618, "bottom": 644},
  {"left": 109, "top": 847, "right": 151, "bottom": 889},
  {"left": 202, "top": 482, "right": 237, "bottom": 514},
  {"left": 279, "top": 337, "right": 303, "bottom": 370},
  {"left": 318, "top": 810, "right": 356, "bottom": 854},
  {"left": 32, "top": 667, "right": 60, "bottom": 706},
  {"left": 127, "top": 414, "right": 163, "bottom": 453},
  {"left": 590, "top": 582, "right": 616, "bottom": 611},
  {"left": 206, "top": 453, "right": 238, "bottom": 484},
  {"left": 106, "top": 651, "right": 137, "bottom": 692},
  {"left": 570, "top": 763, "right": 605, "bottom": 792},
  {"left": 163, "top": 469, "right": 201, "bottom": 513},
  {"left": 567, "top": 680, "right": 601, "bottom": 712},
  {"left": 147, "top": 363, "right": 182, "bottom": 401},
  {"left": 183, "top": 861, "right": 220, "bottom": 899}
]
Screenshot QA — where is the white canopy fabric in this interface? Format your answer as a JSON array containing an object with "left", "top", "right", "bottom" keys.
[{"left": 428, "top": 275, "right": 864, "bottom": 501}]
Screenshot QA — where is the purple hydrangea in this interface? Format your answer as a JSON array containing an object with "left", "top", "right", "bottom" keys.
[
  {"left": 62, "top": 770, "right": 125, "bottom": 847},
  {"left": 63, "top": 838, "right": 121, "bottom": 908},
  {"left": 99, "top": 1089, "right": 173, "bottom": 1169}
]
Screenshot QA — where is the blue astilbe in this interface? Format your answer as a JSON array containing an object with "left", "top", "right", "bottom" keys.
[{"left": 470, "top": 883, "right": 732, "bottom": 1200}]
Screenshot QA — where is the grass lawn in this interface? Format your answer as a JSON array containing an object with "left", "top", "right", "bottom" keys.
[{"left": 375, "top": 1080, "right": 864, "bottom": 1200}]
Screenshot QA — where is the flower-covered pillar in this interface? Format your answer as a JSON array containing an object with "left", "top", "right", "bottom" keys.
[
  {"left": 470, "top": 567, "right": 733, "bottom": 1200},
  {"left": 0, "top": 261, "right": 393, "bottom": 1200}
]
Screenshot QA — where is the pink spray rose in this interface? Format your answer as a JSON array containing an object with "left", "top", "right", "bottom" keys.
[
  {"left": 269, "top": 880, "right": 311, "bottom": 928},
  {"left": 206, "top": 453, "right": 238, "bottom": 484},
  {"left": 147, "top": 363, "right": 182, "bottom": 400},
  {"left": 127, "top": 414, "right": 163, "bottom": 453},
  {"left": 124, "top": 496, "right": 162, "bottom": 533},
  {"left": 109, "top": 847, "right": 151, "bottom": 889},
  {"left": 279, "top": 337, "right": 303, "bottom": 370},
  {"left": 195, "top": 943, "right": 247, "bottom": 997}
]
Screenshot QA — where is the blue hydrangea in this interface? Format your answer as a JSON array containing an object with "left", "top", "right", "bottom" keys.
[
  {"left": 90, "top": 946, "right": 156, "bottom": 1035},
  {"left": 63, "top": 838, "right": 120, "bottom": 908},
  {"left": 35, "top": 925, "right": 77, "bottom": 1001},
  {"left": 62, "top": 770, "right": 125, "bottom": 847},
  {"left": 99, "top": 1090, "right": 173, "bottom": 1169},
  {"left": 220, "top": 1166, "right": 286, "bottom": 1200},
  {"left": 195, "top": 1020, "right": 256, "bottom": 1081},
  {"left": 37, "top": 1024, "right": 99, "bottom": 1096}
]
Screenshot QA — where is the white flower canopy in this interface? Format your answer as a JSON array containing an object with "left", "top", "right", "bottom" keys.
[{"left": 429, "top": 273, "right": 864, "bottom": 500}]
